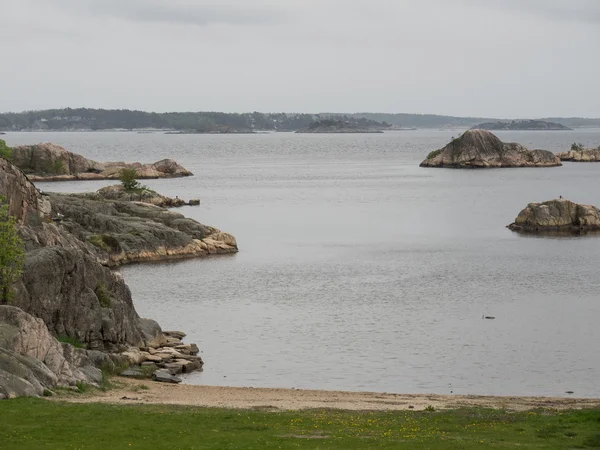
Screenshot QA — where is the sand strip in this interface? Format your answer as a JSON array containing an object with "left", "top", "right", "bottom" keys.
[{"left": 58, "top": 378, "right": 600, "bottom": 412}]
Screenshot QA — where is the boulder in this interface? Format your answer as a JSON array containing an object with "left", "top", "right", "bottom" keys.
[
  {"left": 420, "top": 130, "right": 562, "bottom": 168},
  {"left": 0, "top": 306, "right": 102, "bottom": 396},
  {"left": 507, "top": 199, "right": 600, "bottom": 233}
]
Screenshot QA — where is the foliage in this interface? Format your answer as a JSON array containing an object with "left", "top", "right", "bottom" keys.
[
  {"left": 0, "top": 196, "right": 25, "bottom": 304},
  {"left": 95, "top": 283, "right": 113, "bottom": 308},
  {"left": 571, "top": 142, "right": 585, "bottom": 151},
  {"left": 0, "top": 139, "right": 12, "bottom": 161},
  {"left": 426, "top": 149, "right": 442, "bottom": 160},
  {"left": 119, "top": 168, "right": 141, "bottom": 191},
  {"left": 88, "top": 234, "right": 121, "bottom": 252},
  {"left": 57, "top": 335, "right": 84, "bottom": 348},
  {"left": 1, "top": 400, "right": 600, "bottom": 449},
  {"left": 49, "top": 160, "right": 67, "bottom": 175}
]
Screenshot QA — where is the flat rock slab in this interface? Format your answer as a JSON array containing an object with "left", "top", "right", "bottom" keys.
[
  {"left": 120, "top": 368, "right": 144, "bottom": 378},
  {"left": 152, "top": 370, "right": 182, "bottom": 384}
]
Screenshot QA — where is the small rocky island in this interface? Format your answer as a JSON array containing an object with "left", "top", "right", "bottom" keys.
[
  {"left": 420, "top": 129, "right": 562, "bottom": 168},
  {"left": 11, "top": 142, "right": 192, "bottom": 181},
  {"left": 470, "top": 120, "right": 572, "bottom": 131},
  {"left": 0, "top": 157, "right": 236, "bottom": 397},
  {"left": 507, "top": 199, "right": 600, "bottom": 233},
  {"left": 296, "top": 118, "right": 388, "bottom": 134},
  {"left": 556, "top": 143, "right": 600, "bottom": 162}
]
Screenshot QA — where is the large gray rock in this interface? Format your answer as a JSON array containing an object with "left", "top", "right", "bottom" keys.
[
  {"left": 420, "top": 130, "right": 562, "bottom": 168},
  {"left": 11, "top": 143, "right": 192, "bottom": 181},
  {"left": 0, "top": 306, "right": 102, "bottom": 396},
  {"left": 0, "top": 158, "right": 51, "bottom": 226},
  {"left": 507, "top": 199, "right": 600, "bottom": 233}
]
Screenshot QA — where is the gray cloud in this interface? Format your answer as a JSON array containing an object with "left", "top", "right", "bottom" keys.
[{"left": 43, "top": 0, "right": 299, "bottom": 26}]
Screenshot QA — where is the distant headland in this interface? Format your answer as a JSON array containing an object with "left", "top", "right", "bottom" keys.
[{"left": 471, "top": 120, "right": 572, "bottom": 131}]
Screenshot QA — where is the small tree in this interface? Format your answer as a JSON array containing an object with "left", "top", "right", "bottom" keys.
[
  {"left": 0, "top": 139, "right": 12, "bottom": 161},
  {"left": 0, "top": 196, "right": 25, "bottom": 304},
  {"left": 119, "top": 168, "right": 141, "bottom": 191},
  {"left": 571, "top": 142, "right": 584, "bottom": 151}
]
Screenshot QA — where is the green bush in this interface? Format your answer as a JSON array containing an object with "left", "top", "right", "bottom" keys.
[
  {"left": 426, "top": 149, "right": 442, "bottom": 160},
  {"left": 571, "top": 142, "right": 585, "bottom": 151},
  {"left": 95, "top": 283, "right": 113, "bottom": 308},
  {"left": 88, "top": 234, "right": 121, "bottom": 252},
  {"left": 57, "top": 335, "right": 84, "bottom": 348},
  {"left": 0, "top": 139, "right": 12, "bottom": 161},
  {"left": 119, "top": 168, "right": 141, "bottom": 191},
  {"left": 0, "top": 196, "right": 25, "bottom": 304}
]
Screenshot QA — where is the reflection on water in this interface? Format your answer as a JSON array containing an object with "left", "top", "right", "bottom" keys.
[{"left": 11, "top": 129, "right": 600, "bottom": 398}]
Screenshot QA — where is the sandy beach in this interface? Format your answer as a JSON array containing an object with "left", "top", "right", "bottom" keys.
[{"left": 60, "top": 378, "right": 600, "bottom": 412}]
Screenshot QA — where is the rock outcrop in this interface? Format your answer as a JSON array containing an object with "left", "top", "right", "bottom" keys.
[
  {"left": 50, "top": 193, "right": 237, "bottom": 266},
  {"left": 507, "top": 199, "right": 600, "bottom": 233},
  {"left": 420, "top": 130, "right": 562, "bottom": 168},
  {"left": 557, "top": 148, "right": 600, "bottom": 162},
  {"left": 0, "top": 306, "right": 102, "bottom": 398},
  {"left": 0, "top": 157, "right": 234, "bottom": 397},
  {"left": 11, "top": 143, "right": 193, "bottom": 181},
  {"left": 87, "top": 184, "right": 187, "bottom": 208}
]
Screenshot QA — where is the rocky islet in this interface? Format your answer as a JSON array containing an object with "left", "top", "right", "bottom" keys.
[
  {"left": 419, "top": 129, "right": 562, "bottom": 168},
  {"left": 11, "top": 142, "right": 193, "bottom": 181}
]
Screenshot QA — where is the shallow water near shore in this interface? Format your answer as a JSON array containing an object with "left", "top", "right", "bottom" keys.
[{"left": 8, "top": 129, "right": 600, "bottom": 398}]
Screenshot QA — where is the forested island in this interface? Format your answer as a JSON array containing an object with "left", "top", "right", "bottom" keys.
[
  {"left": 471, "top": 120, "right": 572, "bottom": 131},
  {"left": 296, "top": 118, "right": 388, "bottom": 133},
  {"left": 0, "top": 108, "right": 598, "bottom": 132}
]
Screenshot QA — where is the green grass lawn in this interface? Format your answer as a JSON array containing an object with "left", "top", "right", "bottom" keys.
[{"left": 1, "top": 398, "right": 599, "bottom": 449}]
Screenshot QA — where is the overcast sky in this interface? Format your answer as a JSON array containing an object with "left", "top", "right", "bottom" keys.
[{"left": 2, "top": 0, "right": 599, "bottom": 117}]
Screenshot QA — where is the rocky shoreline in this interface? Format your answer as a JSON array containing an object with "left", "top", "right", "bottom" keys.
[{"left": 0, "top": 155, "right": 236, "bottom": 398}]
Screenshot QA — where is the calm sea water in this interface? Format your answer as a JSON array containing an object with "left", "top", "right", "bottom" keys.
[{"left": 6, "top": 129, "right": 600, "bottom": 397}]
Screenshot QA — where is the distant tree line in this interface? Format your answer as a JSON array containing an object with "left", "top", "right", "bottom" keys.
[
  {"left": 0, "top": 108, "right": 597, "bottom": 131},
  {"left": 0, "top": 109, "right": 381, "bottom": 132}
]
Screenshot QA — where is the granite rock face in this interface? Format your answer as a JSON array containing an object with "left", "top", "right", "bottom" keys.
[
  {"left": 11, "top": 143, "right": 192, "bottom": 181},
  {"left": 420, "top": 130, "right": 562, "bottom": 168},
  {"left": 507, "top": 199, "right": 600, "bottom": 233},
  {"left": 0, "top": 305, "right": 102, "bottom": 398},
  {"left": 86, "top": 184, "right": 187, "bottom": 208}
]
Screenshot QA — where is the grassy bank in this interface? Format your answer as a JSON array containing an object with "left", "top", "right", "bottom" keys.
[{"left": 1, "top": 398, "right": 599, "bottom": 449}]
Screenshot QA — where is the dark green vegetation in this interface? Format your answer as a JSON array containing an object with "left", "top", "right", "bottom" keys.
[
  {"left": 426, "top": 149, "right": 442, "bottom": 160},
  {"left": 56, "top": 335, "right": 84, "bottom": 348},
  {"left": 119, "top": 167, "right": 142, "bottom": 191},
  {"left": 0, "top": 196, "right": 25, "bottom": 304},
  {"left": 1, "top": 399, "right": 599, "bottom": 449},
  {"left": 472, "top": 120, "right": 572, "bottom": 131},
  {"left": 0, "top": 139, "right": 12, "bottom": 161},
  {"left": 2, "top": 108, "right": 599, "bottom": 131}
]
